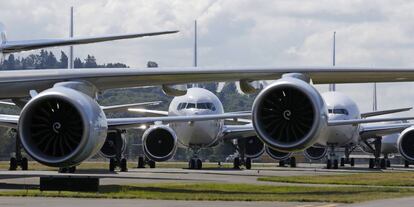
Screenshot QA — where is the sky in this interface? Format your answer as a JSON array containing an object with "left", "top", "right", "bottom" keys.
[{"left": 1, "top": 0, "right": 414, "bottom": 115}]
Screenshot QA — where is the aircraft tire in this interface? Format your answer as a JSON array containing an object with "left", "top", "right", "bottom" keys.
[
  {"left": 245, "top": 158, "right": 252, "bottom": 169},
  {"left": 120, "top": 158, "right": 128, "bottom": 172},
  {"left": 289, "top": 157, "right": 296, "bottom": 168}
]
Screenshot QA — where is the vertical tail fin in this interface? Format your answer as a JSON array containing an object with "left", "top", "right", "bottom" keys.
[
  {"left": 328, "top": 31, "right": 336, "bottom": 91},
  {"left": 68, "top": 6, "right": 74, "bottom": 69}
]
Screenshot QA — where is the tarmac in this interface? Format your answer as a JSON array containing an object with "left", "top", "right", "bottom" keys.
[{"left": 0, "top": 163, "right": 413, "bottom": 207}]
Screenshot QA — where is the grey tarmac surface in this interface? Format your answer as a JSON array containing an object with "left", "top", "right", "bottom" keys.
[{"left": 0, "top": 163, "right": 413, "bottom": 206}]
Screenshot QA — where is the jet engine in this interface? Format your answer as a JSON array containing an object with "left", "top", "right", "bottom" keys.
[
  {"left": 18, "top": 87, "right": 107, "bottom": 167},
  {"left": 242, "top": 136, "right": 265, "bottom": 158},
  {"left": 303, "top": 146, "right": 327, "bottom": 160},
  {"left": 397, "top": 127, "right": 414, "bottom": 162},
  {"left": 265, "top": 146, "right": 292, "bottom": 160},
  {"left": 142, "top": 125, "right": 177, "bottom": 162},
  {"left": 99, "top": 129, "right": 126, "bottom": 158},
  {"left": 252, "top": 77, "right": 328, "bottom": 152}
]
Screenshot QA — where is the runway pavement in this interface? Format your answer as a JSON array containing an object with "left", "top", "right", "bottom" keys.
[{"left": 0, "top": 163, "right": 413, "bottom": 206}]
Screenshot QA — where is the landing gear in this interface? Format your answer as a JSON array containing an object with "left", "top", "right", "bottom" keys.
[
  {"left": 231, "top": 140, "right": 254, "bottom": 170},
  {"left": 278, "top": 157, "right": 296, "bottom": 168},
  {"left": 136, "top": 156, "right": 156, "bottom": 169},
  {"left": 405, "top": 160, "right": 410, "bottom": 168},
  {"left": 326, "top": 145, "right": 338, "bottom": 169},
  {"left": 339, "top": 146, "right": 356, "bottom": 168},
  {"left": 365, "top": 137, "right": 387, "bottom": 169},
  {"left": 245, "top": 158, "right": 252, "bottom": 170},
  {"left": 109, "top": 158, "right": 128, "bottom": 172},
  {"left": 233, "top": 157, "right": 240, "bottom": 169},
  {"left": 9, "top": 133, "right": 29, "bottom": 171},
  {"left": 188, "top": 158, "right": 202, "bottom": 169},
  {"left": 58, "top": 166, "right": 76, "bottom": 173}
]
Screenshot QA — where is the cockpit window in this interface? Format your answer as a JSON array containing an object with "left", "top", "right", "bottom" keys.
[
  {"left": 187, "top": 103, "right": 196, "bottom": 109},
  {"left": 328, "top": 108, "right": 349, "bottom": 115},
  {"left": 177, "top": 102, "right": 216, "bottom": 111}
]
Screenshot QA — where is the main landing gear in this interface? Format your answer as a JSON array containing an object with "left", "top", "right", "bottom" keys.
[
  {"left": 365, "top": 137, "right": 389, "bottom": 169},
  {"left": 232, "top": 139, "right": 253, "bottom": 170},
  {"left": 326, "top": 145, "right": 339, "bottom": 169},
  {"left": 58, "top": 166, "right": 76, "bottom": 173},
  {"left": 340, "top": 146, "right": 355, "bottom": 167},
  {"left": 137, "top": 156, "right": 156, "bottom": 169},
  {"left": 278, "top": 157, "right": 296, "bottom": 168},
  {"left": 9, "top": 132, "right": 28, "bottom": 171}
]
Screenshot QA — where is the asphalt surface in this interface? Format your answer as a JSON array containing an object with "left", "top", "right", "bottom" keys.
[{"left": 0, "top": 163, "right": 413, "bottom": 206}]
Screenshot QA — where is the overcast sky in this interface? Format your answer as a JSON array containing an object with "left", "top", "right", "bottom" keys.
[{"left": 1, "top": 0, "right": 414, "bottom": 115}]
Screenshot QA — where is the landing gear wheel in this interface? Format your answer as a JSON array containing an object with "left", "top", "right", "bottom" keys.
[
  {"left": 58, "top": 168, "right": 67, "bottom": 173},
  {"left": 380, "top": 159, "right": 386, "bottom": 169},
  {"left": 386, "top": 159, "right": 391, "bottom": 168},
  {"left": 189, "top": 159, "right": 195, "bottom": 169},
  {"left": 405, "top": 160, "right": 410, "bottom": 168},
  {"left": 333, "top": 159, "right": 339, "bottom": 169},
  {"left": 196, "top": 159, "right": 202, "bottom": 170},
  {"left": 233, "top": 157, "right": 240, "bottom": 169},
  {"left": 245, "top": 158, "right": 252, "bottom": 170},
  {"left": 120, "top": 158, "right": 128, "bottom": 172},
  {"left": 109, "top": 158, "right": 115, "bottom": 172},
  {"left": 279, "top": 160, "right": 285, "bottom": 167},
  {"left": 369, "top": 158, "right": 375, "bottom": 169},
  {"left": 350, "top": 158, "right": 355, "bottom": 167},
  {"left": 340, "top": 158, "right": 345, "bottom": 167},
  {"left": 327, "top": 159, "right": 332, "bottom": 169},
  {"left": 68, "top": 166, "right": 76, "bottom": 173},
  {"left": 9, "top": 157, "right": 17, "bottom": 171},
  {"left": 137, "top": 156, "right": 145, "bottom": 168},
  {"left": 289, "top": 157, "right": 296, "bottom": 168},
  {"left": 21, "top": 157, "right": 28, "bottom": 171},
  {"left": 148, "top": 160, "right": 156, "bottom": 168}
]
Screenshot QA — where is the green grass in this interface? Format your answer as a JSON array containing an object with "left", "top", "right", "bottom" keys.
[
  {"left": 258, "top": 172, "right": 414, "bottom": 187},
  {"left": 2, "top": 183, "right": 414, "bottom": 203}
]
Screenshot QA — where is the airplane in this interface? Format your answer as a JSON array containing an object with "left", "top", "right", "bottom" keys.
[{"left": 1, "top": 20, "right": 414, "bottom": 173}]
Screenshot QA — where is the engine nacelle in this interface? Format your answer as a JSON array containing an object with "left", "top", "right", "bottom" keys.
[
  {"left": 265, "top": 146, "right": 292, "bottom": 160},
  {"left": 303, "top": 146, "right": 327, "bottom": 160},
  {"left": 397, "top": 127, "right": 414, "bottom": 162},
  {"left": 242, "top": 136, "right": 265, "bottom": 159},
  {"left": 252, "top": 77, "right": 328, "bottom": 152},
  {"left": 142, "top": 125, "right": 177, "bottom": 162},
  {"left": 99, "top": 129, "right": 126, "bottom": 158},
  {"left": 18, "top": 86, "right": 107, "bottom": 167}
]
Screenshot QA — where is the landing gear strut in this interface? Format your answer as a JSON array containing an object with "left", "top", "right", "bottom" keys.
[
  {"left": 137, "top": 156, "right": 156, "bottom": 169},
  {"left": 232, "top": 139, "right": 253, "bottom": 169},
  {"left": 187, "top": 147, "right": 203, "bottom": 169},
  {"left": 340, "top": 146, "right": 355, "bottom": 167},
  {"left": 9, "top": 132, "right": 28, "bottom": 171},
  {"left": 367, "top": 137, "right": 388, "bottom": 169},
  {"left": 326, "top": 145, "right": 339, "bottom": 169},
  {"left": 278, "top": 157, "right": 296, "bottom": 168}
]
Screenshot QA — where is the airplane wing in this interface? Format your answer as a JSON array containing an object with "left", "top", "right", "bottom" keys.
[
  {"left": 328, "top": 116, "right": 414, "bottom": 126},
  {"left": 107, "top": 113, "right": 251, "bottom": 129},
  {"left": 0, "top": 114, "right": 18, "bottom": 128},
  {"left": 0, "top": 31, "right": 178, "bottom": 54},
  {"left": 127, "top": 108, "right": 169, "bottom": 116},
  {"left": 360, "top": 123, "right": 412, "bottom": 139},
  {"left": 361, "top": 107, "right": 412, "bottom": 118},
  {"left": 101, "top": 101, "right": 161, "bottom": 112},
  {"left": 221, "top": 124, "right": 256, "bottom": 140},
  {"left": 5, "top": 66, "right": 414, "bottom": 99}
]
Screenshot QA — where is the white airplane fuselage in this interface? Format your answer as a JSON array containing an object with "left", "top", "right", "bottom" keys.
[
  {"left": 318, "top": 91, "right": 361, "bottom": 147},
  {"left": 168, "top": 88, "right": 224, "bottom": 148}
]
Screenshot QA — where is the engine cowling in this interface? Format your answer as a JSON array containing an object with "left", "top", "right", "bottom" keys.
[
  {"left": 142, "top": 125, "right": 177, "bottom": 162},
  {"left": 303, "top": 146, "right": 327, "bottom": 160},
  {"left": 18, "top": 87, "right": 107, "bottom": 167},
  {"left": 99, "top": 129, "right": 126, "bottom": 158},
  {"left": 265, "top": 146, "right": 292, "bottom": 160},
  {"left": 242, "top": 136, "right": 265, "bottom": 159},
  {"left": 252, "top": 77, "right": 328, "bottom": 152},
  {"left": 397, "top": 127, "right": 414, "bottom": 162}
]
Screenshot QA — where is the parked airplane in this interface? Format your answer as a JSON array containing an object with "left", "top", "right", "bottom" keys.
[{"left": 1, "top": 21, "right": 414, "bottom": 173}]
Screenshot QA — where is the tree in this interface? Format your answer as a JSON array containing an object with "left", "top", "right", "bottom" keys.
[
  {"left": 74, "top": 57, "right": 83, "bottom": 68},
  {"left": 84, "top": 55, "right": 97, "bottom": 68},
  {"left": 60, "top": 51, "right": 68, "bottom": 68}
]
